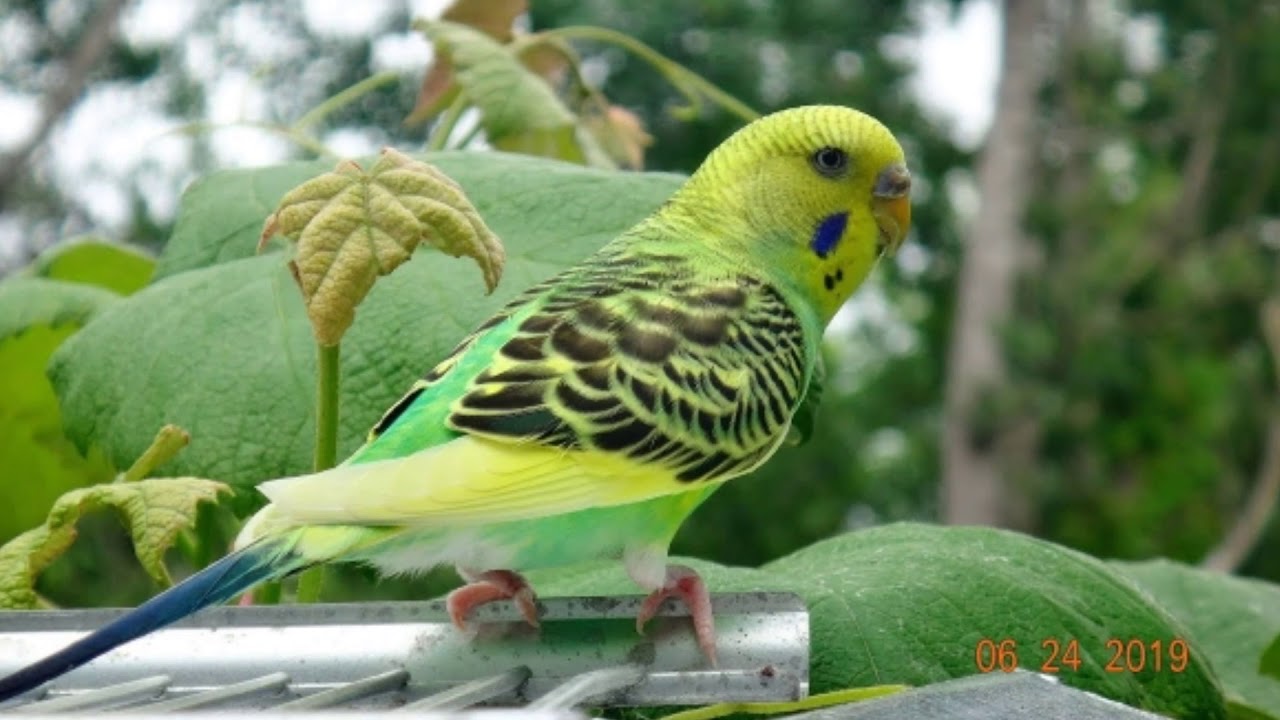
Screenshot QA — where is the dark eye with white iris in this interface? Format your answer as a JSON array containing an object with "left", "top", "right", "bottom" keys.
[{"left": 811, "top": 146, "right": 848, "bottom": 177}]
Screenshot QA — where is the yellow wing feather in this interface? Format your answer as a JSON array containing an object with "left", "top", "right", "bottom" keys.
[{"left": 255, "top": 435, "right": 697, "bottom": 528}]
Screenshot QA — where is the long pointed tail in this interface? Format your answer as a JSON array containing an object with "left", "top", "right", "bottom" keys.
[{"left": 0, "top": 538, "right": 304, "bottom": 702}]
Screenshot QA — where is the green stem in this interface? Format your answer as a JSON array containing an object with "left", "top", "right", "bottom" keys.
[
  {"left": 170, "top": 120, "right": 337, "bottom": 158},
  {"left": 297, "top": 341, "right": 341, "bottom": 603},
  {"left": 254, "top": 582, "right": 282, "bottom": 606},
  {"left": 293, "top": 71, "right": 401, "bottom": 134},
  {"left": 452, "top": 120, "right": 483, "bottom": 149},
  {"left": 121, "top": 424, "right": 191, "bottom": 482},
  {"left": 426, "top": 94, "right": 468, "bottom": 151},
  {"left": 295, "top": 566, "right": 326, "bottom": 604},
  {"left": 540, "top": 26, "right": 760, "bottom": 123},
  {"left": 314, "top": 342, "right": 341, "bottom": 472}
]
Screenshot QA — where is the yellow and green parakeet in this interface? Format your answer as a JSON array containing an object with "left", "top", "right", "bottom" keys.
[{"left": 0, "top": 105, "right": 910, "bottom": 699}]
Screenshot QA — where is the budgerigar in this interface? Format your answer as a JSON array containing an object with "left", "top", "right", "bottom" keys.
[{"left": 0, "top": 105, "right": 910, "bottom": 700}]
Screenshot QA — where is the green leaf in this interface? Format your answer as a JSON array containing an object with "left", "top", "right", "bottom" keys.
[
  {"left": 0, "top": 477, "right": 229, "bottom": 608},
  {"left": 0, "top": 276, "right": 119, "bottom": 340},
  {"left": 262, "top": 148, "right": 504, "bottom": 346},
  {"left": 29, "top": 238, "right": 155, "bottom": 295},
  {"left": 0, "top": 278, "right": 118, "bottom": 544},
  {"left": 416, "top": 20, "right": 586, "bottom": 162},
  {"left": 529, "top": 524, "right": 1225, "bottom": 720},
  {"left": 1114, "top": 560, "right": 1280, "bottom": 720},
  {"left": 158, "top": 159, "right": 333, "bottom": 279},
  {"left": 1260, "top": 634, "right": 1280, "bottom": 682},
  {"left": 51, "top": 153, "right": 684, "bottom": 486}
]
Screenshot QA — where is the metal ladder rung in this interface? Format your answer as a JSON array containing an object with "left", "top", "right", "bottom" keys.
[{"left": 130, "top": 672, "right": 291, "bottom": 712}]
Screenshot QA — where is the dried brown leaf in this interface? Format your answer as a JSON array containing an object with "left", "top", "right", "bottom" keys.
[
  {"left": 406, "top": 0, "right": 528, "bottom": 125},
  {"left": 584, "top": 105, "right": 654, "bottom": 170}
]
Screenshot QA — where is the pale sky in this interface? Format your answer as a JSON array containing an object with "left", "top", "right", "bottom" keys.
[{"left": 0, "top": 0, "right": 1001, "bottom": 266}]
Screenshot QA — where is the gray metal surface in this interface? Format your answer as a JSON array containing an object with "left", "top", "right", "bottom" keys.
[{"left": 0, "top": 593, "right": 807, "bottom": 711}]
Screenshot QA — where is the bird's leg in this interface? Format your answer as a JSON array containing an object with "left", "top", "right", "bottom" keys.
[
  {"left": 632, "top": 562, "right": 717, "bottom": 666},
  {"left": 446, "top": 569, "right": 540, "bottom": 629}
]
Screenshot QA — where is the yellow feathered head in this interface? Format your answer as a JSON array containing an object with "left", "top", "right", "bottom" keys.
[{"left": 667, "top": 105, "right": 912, "bottom": 323}]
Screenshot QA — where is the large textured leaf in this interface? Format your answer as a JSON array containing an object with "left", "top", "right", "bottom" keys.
[
  {"left": 51, "top": 153, "right": 684, "bottom": 486},
  {"left": 1115, "top": 560, "right": 1280, "bottom": 720},
  {"left": 528, "top": 524, "right": 1225, "bottom": 720},
  {"left": 0, "top": 278, "right": 118, "bottom": 544},
  {"left": 785, "top": 671, "right": 1191, "bottom": 720},
  {"left": 416, "top": 20, "right": 585, "bottom": 162}
]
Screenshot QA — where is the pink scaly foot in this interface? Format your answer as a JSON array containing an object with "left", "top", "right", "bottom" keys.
[
  {"left": 635, "top": 564, "right": 717, "bottom": 666},
  {"left": 446, "top": 569, "right": 540, "bottom": 630}
]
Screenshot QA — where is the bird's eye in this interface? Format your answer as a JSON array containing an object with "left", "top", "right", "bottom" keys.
[{"left": 811, "top": 147, "right": 848, "bottom": 177}]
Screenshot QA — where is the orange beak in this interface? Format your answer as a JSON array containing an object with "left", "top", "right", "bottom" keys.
[{"left": 872, "top": 163, "right": 912, "bottom": 256}]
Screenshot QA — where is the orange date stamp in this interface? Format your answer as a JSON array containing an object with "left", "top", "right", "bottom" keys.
[{"left": 973, "top": 637, "right": 1190, "bottom": 674}]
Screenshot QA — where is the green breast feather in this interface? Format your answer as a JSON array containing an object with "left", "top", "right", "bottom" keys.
[{"left": 350, "top": 238, "right": 817, "bottom": 484}]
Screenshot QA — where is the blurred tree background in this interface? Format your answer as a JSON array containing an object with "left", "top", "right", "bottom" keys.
[{"left": 1, "top": 0, "right": 1279, "bottom": 607}]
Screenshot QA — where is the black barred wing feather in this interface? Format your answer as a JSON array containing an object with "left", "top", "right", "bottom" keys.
[{"left": 447, "top": 249, "right": 811, "bottom": 483}]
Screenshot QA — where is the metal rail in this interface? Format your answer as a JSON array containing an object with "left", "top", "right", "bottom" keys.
[{"left": 0, "top": 593, "right": 808, "bottom": 713}]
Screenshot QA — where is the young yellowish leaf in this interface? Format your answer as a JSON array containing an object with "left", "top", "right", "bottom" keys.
[
  {"left": 415, "top": 20, "right": 585, "bottom": 163},
  {"left": 0, "top": 477, "right": 229, "bottom": 608},
  {"left": 260, "top": 148, "right": 504, "bottom": 346}
]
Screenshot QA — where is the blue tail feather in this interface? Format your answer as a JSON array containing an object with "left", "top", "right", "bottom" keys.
[{"left": 0, "top": 540, "right": 300, "bottom": 702}]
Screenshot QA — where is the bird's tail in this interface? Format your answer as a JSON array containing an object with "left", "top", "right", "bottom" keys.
[{"left": 0, "top": 536, "right": 306, "bottom": 702}]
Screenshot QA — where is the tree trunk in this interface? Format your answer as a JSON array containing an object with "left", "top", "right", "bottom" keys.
[{"left": 941, "top": 0, "right": 1045, "bottom": 526}]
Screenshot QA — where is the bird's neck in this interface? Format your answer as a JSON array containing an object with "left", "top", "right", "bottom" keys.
[{"left": 643, "top": 197, "right": 862, "bottom": 331}]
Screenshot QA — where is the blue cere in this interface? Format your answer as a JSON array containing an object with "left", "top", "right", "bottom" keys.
[{"left": 810, "top": 212, "right": 848, "bottom": 258}]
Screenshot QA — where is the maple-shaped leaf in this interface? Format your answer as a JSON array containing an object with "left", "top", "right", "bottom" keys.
[
  {"left": 0, "top": 477, "right": 229, "bottom": 608},
  {"left": 260, "top": 148, "right": 504, "bottom": 347}
]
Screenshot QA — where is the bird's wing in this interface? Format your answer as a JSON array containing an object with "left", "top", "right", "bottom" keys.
[{"left": 259, "top": 244, "right": 813, "bottom": 526}]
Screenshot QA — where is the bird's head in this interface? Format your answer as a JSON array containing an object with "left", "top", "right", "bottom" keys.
[{"left": 663, "top": 105, "right": 911, "bottom": 325}]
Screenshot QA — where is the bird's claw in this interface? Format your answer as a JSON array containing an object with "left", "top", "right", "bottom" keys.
[
  {"left": 446, "top": 569, "right": 540, "bottom": 630},
  {"left": 636, "top": 564, "right": 717, "bottom": 666}
]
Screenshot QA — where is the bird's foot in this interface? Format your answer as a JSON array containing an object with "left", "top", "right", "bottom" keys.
[
  {"left": 635, "top": 564, "right": 717, "bottom": 666},
  {"left": 446, "top": 569, "right": 540, "bottom": 630}
]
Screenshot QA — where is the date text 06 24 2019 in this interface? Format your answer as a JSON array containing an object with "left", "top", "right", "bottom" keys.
[{"left": 973, "top": 637, "right": 1190, "bottom": 674}]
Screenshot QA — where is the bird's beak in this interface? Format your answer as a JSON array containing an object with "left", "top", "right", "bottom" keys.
[{"left": 871, "top": 163, "right": 912, "bottom": 256}]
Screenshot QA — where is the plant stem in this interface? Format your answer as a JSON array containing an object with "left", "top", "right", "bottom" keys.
[
  {"left": 293, "top": 71, "right": 401, "bottom": 135},
  {"left": 427, "top": 94, "right": 468, "bottom": 151},
  {"left": 541, "top": 26, "right": 760, "bottom": 123},
  {"left": 314, "top": 342, "right": 341, "bottom": 472},
  {"left": 170, "top": 120, "right": 337, "bottom": 158},
  {"left": 121, "top": 424, "right": 191, "bottom": 482},
  {"left": 452, "top": 120, "right": 484, "bottom": 149},
  {"left": 296, "top": 341, "right": 341, "bottom": 603},
  {"left": 254, "top": 582, "right": 282, "bottom": 606},
  {"left": 295, "top": 566, "right": 326, "bottom": 604}
]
